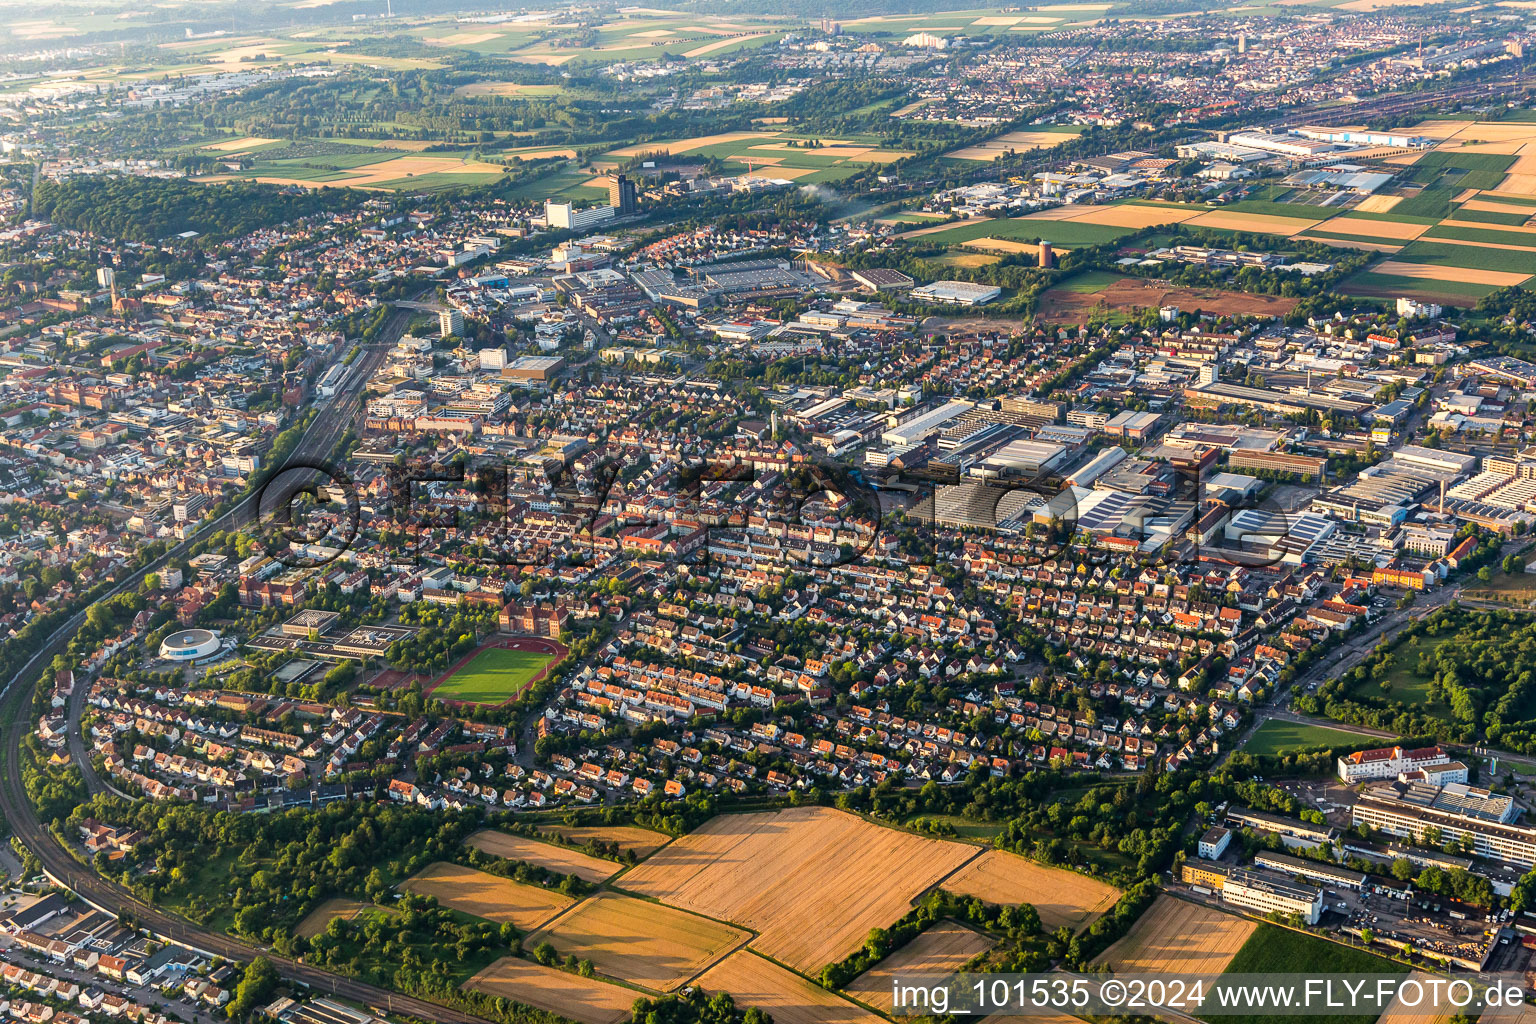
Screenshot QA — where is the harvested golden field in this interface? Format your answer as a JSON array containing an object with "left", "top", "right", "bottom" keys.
[
  {"left": 1376, "top": 973, "right": 1453, "bottom": 1024},
  {"left": 846, "top": 922, "right": 993, "bottom": 1013},
  {"left": 466, "top": 830, "right": 618, "bottom": 883},
  {"left": 1371, "top": 259, "right": 1533, "bottom": 286},
  {"left": 946, "top": 130, "right": 1077, "bottom": 161},
  {"left": 696, "top": 952, "right": 883, "bottom": 1024},
  {"left": 1459, "top": 197, "right": 1536, "bottom": 215},
  {"left": 1293, "top": 236, "right": 1403, "bottom": 253},
  {"left": 403, "top": 861, "right": 572, "bottom": 930},
  {"left": 465, "top": 957, "right": 635, "bottom": 1024},
  {"left": 1100, "top": 895, "right": 1255, "bottom": 973},
  {"left": 1449, "top": 122, "right": 1536, "bottom": 142},
  {"left": 1313, "top": 215, "right": 1431, "bottom": 241},
  {"left": 539, "top": 824, "right": 671, "bottom": 858},
  {"left": 1185, "top": 210, "right": 1322, "bottom": 236},
  {"left": 295, "top": 898, "right": 378, "bottom": 940},
  {"left": 1066, "top": 203, "right": 1204, "bottom": 228},
  {"left": 202, "top": 136, "right": 278, "bottom": 152},
  {"left": 1407, "top": 119, "right": 1473, "bottom": 140},
  {"left": 1439, "top": 217, "right": 1536, "bottom": 235},
  {"left": 620, "top": 807, "right": 979, "bottom": 973},
  {"left": 527, "top": 892, "right": 747, "bottom": 991},
  {"left": 1498, "top": 173, "right": 1536, "bottom": 196},
  {"left": 963, "top": 238, "right": 1067, "bottom": 257},
  {"left": 942, "top": 851, "right": 1120, "bottom": 932}
]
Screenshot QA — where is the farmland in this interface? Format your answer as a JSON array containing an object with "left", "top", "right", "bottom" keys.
[
  {"left": 696, "top": 952, "right": 884, "bottom": 1024},
  {"left": 1221, "top": 925, "right": 1408, "bottom": 1024},
  {"left": 1242, "top": 720, "right": 1387, "bottom": 755},
  {"left": 1039, "top": 278, "right": 1300, "bottom": 321},
  {"left": 601, "top": 130, "right": 911, "bottom": 183},
  {"left": 1099, "top": 896, "right": 1255, "bottom": 973},
  {"left": 402, "top": 862, "right": 573, "bottom": 930},
  {"left": 941, "top": 850, "right": 1120, "bottom": 932},
  {"left": 464, "top": 957, "right": 635, "bottom": 1024},
  {"left": 845, "top": 921, "right": 994, "bottom": 1013},
  {"left": 538, "top": 824, "right": 671, "bottom": 858},
  {"left": 619, "top": 807, "right": 979, "bottom": 972},
  {"left": 525, "top": 892, "right": 748, "bottom": 991},
  {"left": 465, "top": 830, "right": 619, "bottom": 883}
]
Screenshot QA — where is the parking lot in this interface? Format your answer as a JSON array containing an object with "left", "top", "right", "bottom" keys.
[{"left": 1325, "top": 881, "right": 1505, "bottom": 970}]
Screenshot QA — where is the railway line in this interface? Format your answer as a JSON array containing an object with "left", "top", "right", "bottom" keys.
[{"left": 0, "top": 307, "right": 494, "bottom": 1024}]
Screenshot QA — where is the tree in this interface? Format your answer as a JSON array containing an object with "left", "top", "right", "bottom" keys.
[
  {"left": 1390, "top": 857, "right": 1416, "bottom": 882},
  {"left": 228, "top": 956, "right": 278, "bottom": 1019}
]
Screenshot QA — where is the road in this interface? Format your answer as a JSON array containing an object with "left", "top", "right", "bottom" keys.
[
  {"left": 0, "top": 306, "right": 494, "bottom": 1024},
  {"left": 1223, "top": 534, "right": 1536, "bottom": 765}
]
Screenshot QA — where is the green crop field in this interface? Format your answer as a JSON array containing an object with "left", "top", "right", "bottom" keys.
[
  {"left": 431, "top": 646, "right": 559, "bottom": 704},
  {"left": 1241, "top": 720, "right": 1388, "bottom": 756},
  {"left": 1220, "top": 926, "right": 1407, "bottom": 1024},
  {"left": 1396, "top": 239, "right": 1536, "bottom": 275},
  {"left": 918, "top": 217, "right": 1132, "bottom": 246}
]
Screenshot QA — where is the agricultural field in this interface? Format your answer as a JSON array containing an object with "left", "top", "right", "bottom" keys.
[
  {"left": 213, "top": 151, "right": 510, "bottom": 192},
  {"left": 407, "top": 12, "right": 786, "bottom": 64},
  {"left": 903, "top": 214, "right": 1135, "bottom": 247},
  {"left": 619, "top": 807, "right": 978, "bottom": 973},
  {"left": 1039, "top": 278, "right": 1299, "bottom": 321},
  {"left": 402, "top": 861, "right": 573, "bottom": 930},
  {"left": 944, "top": 126, "right": 1083, "bottom": 161},
  {"left": 845, "top": 922, "right": 994, "bottom": 1013},
  {"left": 538, "top": 824, "right": 671, "bottom": 859},
  {"left": 1376, "top": 973, "right": 1454, "bottom": 1024},
  {"left": 1183, "top": 209, "right": 1324, "bottom": 236},
  {"left": 1241, "top": 719, "right": 1387, "bottom": 755},
  {"left": 465, "top": 830, "right": 619, "bottom": 884},
  {"left": 696, "top": 952, "right": 885, "bottom": 1024},
  {"left": 526, "top": 892, "right": 748, "bottom": 991},
  {"left": 464, "top": 957, "right": 636, "bottom": 1024},
  {"left": 1221, "top": 925, "right": 1407, "bottom": 1024},
  {"left": 426, "top": 640, "right": 564, "bottom": 705},
  {"left": 1099, "top": 895, "right": 1254, "bottom": 973},
  {"left": 603, "top": 130, "right": 911, "bottom": 183},
  {"left": 941, "top": 850, "right": 1120, "bottom": 932},
  {"left": 294, "top": 898, "right": 382, "bottom": 940}
]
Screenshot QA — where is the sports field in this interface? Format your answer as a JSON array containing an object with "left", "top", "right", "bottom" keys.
[{"left": 427, "top": 638, "right": 565, "bottom": 705}]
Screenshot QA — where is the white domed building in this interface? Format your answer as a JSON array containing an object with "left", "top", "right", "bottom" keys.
[{"left": 158, "top": 628, "right": 221, "bottom": 662}]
